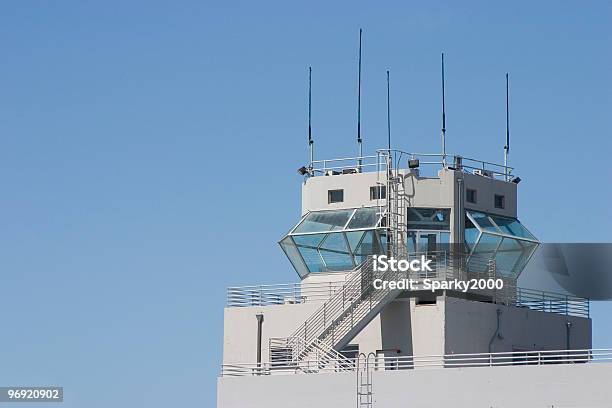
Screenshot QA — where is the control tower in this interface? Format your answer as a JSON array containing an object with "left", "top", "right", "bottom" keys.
[{"left": 217, "top": 148, "right": 611, "bottom": 407}]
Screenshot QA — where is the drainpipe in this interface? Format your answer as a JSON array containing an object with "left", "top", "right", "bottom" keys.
[
  {"left": 488, "top": 309, "right": 502, "bottom": 353},
  {"left": 256, "top": 314, "right": 264, "bottom": 369},
  {"left": 456, "top": 173, "right": 464, "bottom": 246}
]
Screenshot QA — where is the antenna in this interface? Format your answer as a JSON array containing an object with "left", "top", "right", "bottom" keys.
[
  {"left": 441, "top": 52, "right": 447, "bottom": 167},
  {"left": 504, "top": 73, "right": 510, "bottom": 181},
  {"left": 308, "top": 66, "right": 313, "bottom": 167},
  {"left": 386, "top": 70, "right": 391, "bottom": 152},
  {"left": 357, "top": 28, "right": 363, "bottom": 168}
]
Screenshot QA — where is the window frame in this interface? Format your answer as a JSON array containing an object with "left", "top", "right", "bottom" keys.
[
  {"left": 328, "top": 189, "right": 344, "bottom": 204},
  {"left": 494, "top": 194, "right": 505, "bottom": 209},
  {"left": 369, "top": 185, "right": 386, "bottom": 200},
  {"left": 466, "top": 188, "right": 477, "bottom": 204}
]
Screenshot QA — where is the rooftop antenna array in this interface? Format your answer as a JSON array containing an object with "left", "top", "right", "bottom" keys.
[
  {"left": 504, "top": 73, "right": 510, "bottom": 181},
  {"left": 297, "top": 67, "right": 314, "bottom": 176},
  {"left": 308, "top": 66, "right": 313, "bottom": 167},
  {"left": 386, "top": 70, "right": 391, "bottom": 152},
  {"left": 357, "top": 28, "right": 363, "bottom": 170},
  {"left": 441, "top": 52, "right": 447, "bottom": 167}
]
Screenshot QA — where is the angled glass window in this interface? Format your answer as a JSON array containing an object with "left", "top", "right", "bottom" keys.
[
  {"left": 407, "top": 208, "right": 451, "bottom": 230},
  {"left": 464, "top": 216, "right": 479, "bottom": 251},
  {"left": 279, "top": 236, "right": 309, "bottom": 278},
  {"left": 346, "top": 231, "right": 366, "bottom": 253},
  {"left": 490, "top": 215, "right": 537, "bottom": 240},
  {"left": 354, "top": 230, "right": 382, "bottom": 265},
  {"left": 465, "top": 210, "right": 539, "bottom": 278},
  {"left": 293, "top": 209, "right": 354, "bottom": 233},
  {"left": 347, "top": 207, "right": 381, "bottom": 229},
  {"left": 280, "top": 207, "right": 386, "bottom": 277}
]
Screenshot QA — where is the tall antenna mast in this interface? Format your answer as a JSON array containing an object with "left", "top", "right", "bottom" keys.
[
  {"left": 386, "top": 70, "right": 391, "bottom": 152},
  {"left": 308, "top": 66, "right": 313, "bottom": 167},
  {"left": 357, "top": 28, "right": 363, "bottom": 169},
  {"left": 504, "top": 73, "right": 510, "bottom": 181},
  {"left": 441, "top": 52, "right": 447, "bottom": 167}
]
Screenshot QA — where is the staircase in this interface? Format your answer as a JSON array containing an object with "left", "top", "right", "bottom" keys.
[
  {"left": 269, "top": 337, "right": 354, "bottom": 373},
  {"left": 269, "top": 152, "right": 412, "bottom": 370},
  {"left": 271, "top": 254, "right": 410, "bottom": 369}
]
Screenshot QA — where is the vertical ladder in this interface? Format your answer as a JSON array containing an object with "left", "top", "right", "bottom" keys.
[
  {"left": 356, "top": 353, "right": 375, "bottom": 407},
  {"left": 384, "top": 151, "right": 407, "bottom": 257}
]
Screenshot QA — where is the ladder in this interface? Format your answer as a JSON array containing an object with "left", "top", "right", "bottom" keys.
[{"left": 356, "top": 353, "right": 375, "bottom": 407}]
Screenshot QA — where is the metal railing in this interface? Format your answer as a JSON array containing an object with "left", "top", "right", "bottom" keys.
[
  {"left": 220, "top": 348, "right": 612, "bottom": 377},
  {"left": 308, "top": 150, "right": 514, "bottom": 181},
  {"left": 269, "top": 337, "right": 354, "bottom": 373},
  {"left": 283, "top": 251, "right": 474, "bottom": 360},
  {"left": 515, "top": 287, "right": 589, "bottom": 318},
  {"left": 226, "top": 282, "right": 344, "bottom": 307},
  {"left": 226, "top": 257, "right": 589, "bottom": 318}
]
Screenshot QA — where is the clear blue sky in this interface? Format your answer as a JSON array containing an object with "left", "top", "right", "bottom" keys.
[{"left": 0, "top": 1, "right": 610, "bottom": 407}]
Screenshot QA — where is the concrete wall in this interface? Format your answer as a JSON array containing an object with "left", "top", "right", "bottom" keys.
[
  {"left": 223, "top": 302, "right": 324, "bottom": 364},
  {"left": 301, "top": 171, "right": 386, "bottom": 215},
  {"left": 410, "top": 296, "right": 446, "bottom": 357},
  {"left": 222, "top": 302, "right": 385, "bottom": 365},
  {"left": 300, "top": 168, "right": 519, "bottom": 247},
  {"left": 223, "top": 293, "right": 590, "bottom": 367},
  {"left": 218, "top": 363, "right": 612, "bottom": 408},
  {"left": 380, "top": 300, "right": 413, "bottom": 357},
  {"left": 462, "top": 171, "right": 517, "bottom": 218},
  {"left": 444, "top": 296, "right": 592, "bottom": 354}
]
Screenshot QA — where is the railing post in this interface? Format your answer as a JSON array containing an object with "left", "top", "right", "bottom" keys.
[{"left": 323, "top": 303, "right": 327, "bottom": 328}]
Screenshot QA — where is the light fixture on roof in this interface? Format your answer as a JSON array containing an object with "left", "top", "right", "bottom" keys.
[
  {"left": 298, "top": 166, "right": 309, "bottom": 176},
  {"left": 408, "top": 159, "right": 420, "bottom": 169},
  {"left": 512, "top": 176, "right": 521, "bottom": 184}
]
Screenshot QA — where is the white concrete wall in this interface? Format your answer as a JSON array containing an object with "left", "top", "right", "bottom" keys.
[
  {"left": 218, "top": 363, "right": 612, "bottom": 408},
  {"left": 410, "top": 296, "right": 446, "bottom": 357},
  {"left": 222, "top": 302, "right": 385, "bottom": 365},
  {"left": 301, "top": 171, "right": 386, "bottom": 215},
  {"left": 444, "top": 296, "right": 592, "bottom": 354},
  {"left": 462, "top": 171, "right": 517, "bottom": 218},
  {"left": 223, "top": 302, "right": 324, "bottom": 364},
  {"left": 223, "top": 294, "right": 590, "bottom": 367}
]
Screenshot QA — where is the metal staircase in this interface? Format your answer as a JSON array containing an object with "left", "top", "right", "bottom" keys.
[{"left": 270, "top": 151, "right": 411, "bottom": 370}]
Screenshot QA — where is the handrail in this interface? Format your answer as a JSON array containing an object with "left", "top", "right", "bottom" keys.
[
  {"left": 285, "top": 251, "right": 471, "bottom": 358},
  {"left": 220, "top": 348, "right": 612, "bottom": 377},
  {"left": 307, "top": 150, "right": 514, "bottom": 181},
  {"left": 227, "top": 267, "right": 589, "bottom": 318},
  {"left": 226, "top": 281, "right": 344, "bottom": 307}
]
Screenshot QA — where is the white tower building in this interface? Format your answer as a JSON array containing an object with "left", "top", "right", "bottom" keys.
[{"left": 217, "top": 150, "right": 609, "bottom": 408}]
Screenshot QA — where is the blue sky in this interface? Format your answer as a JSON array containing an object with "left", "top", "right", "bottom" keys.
[{"left": 0, "top": 1, "right": 610, "bottom": 407}]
